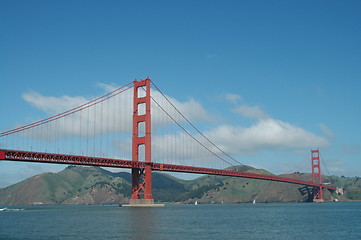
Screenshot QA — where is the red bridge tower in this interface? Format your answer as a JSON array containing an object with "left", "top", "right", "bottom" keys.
[
  {"left": 129, "top": 78, "right": 154, "bottom": 206},
  {"left": 311, "top": 149, "right": 324, "bottom": 202}
]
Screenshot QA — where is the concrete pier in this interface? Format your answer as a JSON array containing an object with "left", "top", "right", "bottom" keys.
[{"left": 122, "top": 199, "right": 165, "bottom": 207}]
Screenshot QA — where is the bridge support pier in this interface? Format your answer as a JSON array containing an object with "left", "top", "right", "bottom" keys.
[{"left": 313, "top": 187, "right": 324, "bottom": 203}]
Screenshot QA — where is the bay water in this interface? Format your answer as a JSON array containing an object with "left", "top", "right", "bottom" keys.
[{"left": 1, "top": 202, "right": 360, "bottom": 240}]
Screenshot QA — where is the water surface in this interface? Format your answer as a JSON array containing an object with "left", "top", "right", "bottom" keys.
[{"left": 1, "top": 202, "right": 360, "bottom": 239}]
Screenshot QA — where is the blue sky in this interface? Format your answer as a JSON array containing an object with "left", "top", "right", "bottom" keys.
[{"left": 1, "top": 1, "right": 361, "bottom": 187}]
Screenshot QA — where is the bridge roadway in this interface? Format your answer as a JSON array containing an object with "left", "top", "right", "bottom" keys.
[{"left": 0, "top": 149, "right": 336, "bottom": 191}]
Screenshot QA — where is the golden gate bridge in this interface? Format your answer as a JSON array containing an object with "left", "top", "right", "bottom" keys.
[{"left": 0, "top": 78, "right": 335, "bottom": 205}]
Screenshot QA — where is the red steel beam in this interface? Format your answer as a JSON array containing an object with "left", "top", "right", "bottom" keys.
[
  {"left": 0, "top": 149, "right": 336, "bottom": 191},
  {"left": 0, "top": 149, "right": 138, "bottom": 168},
  {"left": 153, "top": 162, "right": 336, "bottom": 190}
]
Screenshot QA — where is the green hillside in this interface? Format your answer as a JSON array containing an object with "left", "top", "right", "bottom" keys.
[
  {"left": 0, "top": 165, "right": 359, "bottom": 205},
  {"left": 0, "top": 166, "right": 131, "bottom": 205},
  {"left": 324, "top": 175, "right": 361, "bottom": 200}
]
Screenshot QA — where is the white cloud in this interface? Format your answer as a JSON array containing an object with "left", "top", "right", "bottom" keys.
[
  {"left": 225, "top": 93, "right": 242, "bottom": 104},
  {"left": 7, "top": 84, "right": 329, "bottom": 168},
  {"left": 319, "top": 123, "right": 335, "bottom": 138},
  {"left": 232, "top": 105, "right": 269, "bottom": 120},
  {"left": 96, "top": 82, "right": 120, "bottom": 93},
  {"left": 151, "top": 92, "right": 214, "bottom": 123},
  {"left": 205, "top": 118, "right": 329, "bottom": 155},
  {"left": 17, "top": 83, "right": 213, "bottom": 140},
  {"left": 21, "top": 87, "right": 134, "bottom": 139},
  {"left": 150, "top": 111, "right": 329, "bottom": 167},
  {"left": 22, "top": 91, "right": 88, "bottom": 115}
]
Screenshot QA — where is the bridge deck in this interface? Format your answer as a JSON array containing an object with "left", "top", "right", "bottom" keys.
[{"left": 0, "top": 149, "right": 336, "bottom": 190}]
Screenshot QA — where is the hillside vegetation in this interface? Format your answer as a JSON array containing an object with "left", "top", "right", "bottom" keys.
[{"left": 0, "top": 165, "right": 358, "bottom": 205}]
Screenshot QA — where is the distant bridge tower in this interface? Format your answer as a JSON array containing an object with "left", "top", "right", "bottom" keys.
[
  {"left": 311, "top": 149, "right": 323, "bottom": 202},
  {"left": 129, "top": 78, "right": 154, "bottom": 206}
]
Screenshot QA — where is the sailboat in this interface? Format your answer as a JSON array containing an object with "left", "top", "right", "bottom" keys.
[
  {"left": 252, "top": 199, "right": 256, "bottom": 204},
  {"left": 195, "top": 201, "right": 198, "bottom": 205}
]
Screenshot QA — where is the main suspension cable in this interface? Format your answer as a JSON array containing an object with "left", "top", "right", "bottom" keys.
[
  {"left": 150, "top": 80, "right": 244, "bottom": 167},
  {"left": 0, "top": 81, "right": 133, "bottom": 137}
]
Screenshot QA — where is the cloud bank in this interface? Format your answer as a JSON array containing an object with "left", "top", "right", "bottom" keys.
[
  {"left": 15, "top": 85, "right": 330, "bottom": 161},
  {"left": 206, "top": 118, "right": 329, "bottom": 155}
]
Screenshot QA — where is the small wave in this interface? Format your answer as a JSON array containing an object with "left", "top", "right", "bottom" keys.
[{"left": 0, "top": 208, "right": 25, "bottom": 211}]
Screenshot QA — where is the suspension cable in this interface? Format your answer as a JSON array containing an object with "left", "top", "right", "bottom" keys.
[
  {"left": 0, "top": 81, "right": 133, "bottom": 137},
  {"left": 148, "top": 90, "right": 233, "bottom": 166},
  {"left": 320, "top": 152, "right": 331, "bottom": 177},
  {"left": 150, "top": 80, "right": 244, "bottom": 167}
]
